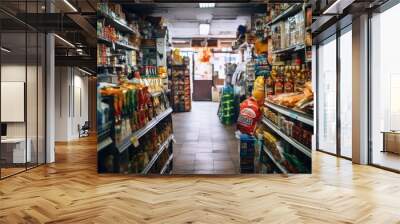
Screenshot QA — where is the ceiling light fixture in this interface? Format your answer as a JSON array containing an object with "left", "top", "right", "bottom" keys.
[
  {"left": 1, "top": 47, "right": 11, "bottom": 53},
  {"left": 199, "top": 23, "right": 210, "bottom": 36},
  {"left": 199, "top": 3, "right": 215, "bottom": 8},
  {"left": 54, "top": 34, "right": 75, "bottom": 48},
  {"left": 63, "top": 0, "right": 78, "bottom": 12},
  {"left": 172, "top": 40, "right": 189, "bottom": 44}
]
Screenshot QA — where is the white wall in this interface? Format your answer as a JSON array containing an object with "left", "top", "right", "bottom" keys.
[
  {"left": 55, "top": 67, "right": 89, "bottom": 141},
  {"left": 1, "top": 64, "right": 45, "bottom": 164}
]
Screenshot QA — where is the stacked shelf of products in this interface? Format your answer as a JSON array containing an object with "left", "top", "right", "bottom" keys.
[
  {"left": 255, "top": 3, "right": 313, "bottom": 173},
  {"left": 168, "top": 53, "right": 191, "bottom": 112},
  {"left": 97, "top": 3, "right": 141, "bottom": 84},
  {"left": 97, "top": 3, "right": 174, "bottom": 174}
]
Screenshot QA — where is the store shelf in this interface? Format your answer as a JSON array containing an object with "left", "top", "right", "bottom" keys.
[
  {"left": 98, "top": 137, "right": 113, "bottom": 152},
  {"left": 98, "top": 11, "right": 134, "bottom": 34},
  {"left": 263, "top": 144, "right": 288, "bottom": 174},
  {"left": 267, "top": 3, "right": 303, "bottom": 27},
  {"left": 142, "top": 135, "right": 174, "bottom": 174},
  {"left": 160, "top": 154, "right": 173, "bottom": 174},
  {"left": 98, "top": 36, "right": 139, "bottom": 51},
  {"left": 262, "top": 117, "right": 311, "bottom": 158},
  {"left": 98, "top": 36, "right": 113, "bottom": 45},
  {"left": 97, "top": 64, "right": 126, "bottom": 69},
  {"left": 265, "top": 100, "right": 313, "bottom": 126},
  {"left": 116, "top": 107, "right": 173, "bottom": 153},
  {"left": 170, "top": 64, "right": 188, "bottom": 68},
  {"left": 115, "top": 41, "right": 139, "bottom": 51},
  {"left": 272, "top": 44, "right": 305, "bottom": 54}
]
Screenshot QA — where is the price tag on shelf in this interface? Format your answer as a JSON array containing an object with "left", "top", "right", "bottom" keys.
[{"left": 131, "top": 136, "right": 140, "bottom": 147}]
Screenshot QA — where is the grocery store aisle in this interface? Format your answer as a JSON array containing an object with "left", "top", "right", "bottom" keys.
[{"left": 172, "top": 102, "right": 239, "bottom": 174}]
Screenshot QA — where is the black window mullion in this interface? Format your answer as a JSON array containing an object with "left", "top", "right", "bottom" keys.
[
  {"left": 25, "top": 0, "right": 28, "bottom": 171},
  {"left": 36, "top": 0, "right": 39, "bottom": 168},
  {"left": 336, "top": 27, "right": 341, "bottom": 157}
]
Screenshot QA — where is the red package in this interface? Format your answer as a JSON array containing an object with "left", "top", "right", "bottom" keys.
[{"left": 237, "top": 97, "right": 261, "bottom": 135}]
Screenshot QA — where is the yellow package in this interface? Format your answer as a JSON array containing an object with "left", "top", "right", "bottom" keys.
[
  {"left": 254, "top": 39, "right": 268, "bottom": 55},
  {"left": 252, "top": 76, "right": 265, "bottom": 105},
  {"left": 172, "top": 49, "right": 183, "bottom": 65}
]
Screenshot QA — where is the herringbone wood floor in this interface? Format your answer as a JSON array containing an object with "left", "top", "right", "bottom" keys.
[{"left": 1, "top": 136, "right": 400, "bottom": 223}]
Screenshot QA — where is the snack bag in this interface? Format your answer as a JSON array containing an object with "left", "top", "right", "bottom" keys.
[
  {"left": 172, "top": 49, "right": 183, "bottom": 65},
  {"left": 254, "top": 39, "right": 268, "bottom": 55},
  {"left": 252, "top": 76, "right": 265, "bottom": 105},
  {"left": 237, "top": 97, "right": 261, "bottom": 135}
]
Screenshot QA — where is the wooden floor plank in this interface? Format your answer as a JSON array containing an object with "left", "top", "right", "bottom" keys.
[{"left": 0, "top": 136, "right": 399, "bottom": 223}]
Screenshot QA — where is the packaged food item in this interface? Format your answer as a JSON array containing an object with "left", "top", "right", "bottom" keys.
[
  {"left": 237, "top": 97, "right": 262, "bottom": 135},
  {"left": 252, "top": 76, "right": 265, "bottom": 105},
  {"left": 240, "top": 134, "right": 256, "bottom": 173}
]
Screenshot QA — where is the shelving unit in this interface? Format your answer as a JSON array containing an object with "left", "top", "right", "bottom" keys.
[
  {"left": 169, "top": 60, "right": 191, "bottom": 112},
  {"left": 98, "top": 137, "right": 113, "bottom": 152},
  {"left": 98, "top": 11, "right": 135, "bottom": 34},
  {"left": 260, "top": 3, "right": 313, "bottom": 174},
  {"left": 272, "top": 44, "right": 305, "bottom": 55},
  {"left": 97, "top": 3, "right": 174, "bottom": 174},
  {"left": 98, "top": 36, "right": 139, "bottom": 51},
  {"left": 266, "top": 3, "right": 303, "bottom": 26},
  {"left": 160, "top": 154, "right": 174, "bottom": 174},
  {"left": 116, "top": 108, "right": 173, "bottom": 153},
  {"left": 97, "top": 64, "right": 126, "bottom": 69},
  {"left": 142, "top": 135, "right": 174, "bottom": 174},
  {"left": 263, "top": 144, "right": 288, "bottom": 174},
  {"left": 262, "top": 117, "right": 311, "bottom": 158},
  {"left": 264, "top": 101, "right": 313, "bottom": 126}
]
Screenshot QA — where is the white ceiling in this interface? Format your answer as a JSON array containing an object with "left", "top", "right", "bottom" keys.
[{"left": 124, "top": 3, "right": 265, "bottom": 39}]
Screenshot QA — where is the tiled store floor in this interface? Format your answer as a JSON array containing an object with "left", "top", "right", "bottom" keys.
[{"left": 172, "top": 102, "right": 239, "bottom": 174}]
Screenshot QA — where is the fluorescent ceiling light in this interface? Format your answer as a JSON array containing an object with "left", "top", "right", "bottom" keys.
[
  {"left": 1, "top": 47, "right": 11, "bottom": 53},
  {"left": 63, "top": 0, "right": 78, "bottom": 12},
  {"left": 172, "top": 40, "right": 189, "bottom": 44},
  {"left": 54, "top": 34, "right": 75, "bottom": 48},
  {"left": 199, "top": 23, "right": 210, "bottom": 35},
  {"left": 199, "top": 3, "right": 215, "bottom": 8},
  {"left": 78, "top": 68, "right": 93, "bottom": 76}
]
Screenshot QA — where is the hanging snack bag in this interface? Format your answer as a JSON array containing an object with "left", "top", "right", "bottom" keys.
[
  {"left": 252, "top": 76, "right": 265, "bottom": 105},
  {"left": 237, "top": 97, "right": 261, "bottom": 135}
]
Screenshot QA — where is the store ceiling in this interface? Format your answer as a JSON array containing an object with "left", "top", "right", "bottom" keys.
[
  {"left": 0, "top": 1, "right": 96, "bottom": 70},
  {"left": 123, "top": 3, "right": 266, "bottom": 39}
]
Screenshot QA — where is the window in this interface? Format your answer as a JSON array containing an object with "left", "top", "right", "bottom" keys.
[
  {"left": 317, "top": 36, "right": 337, "bottom": 154},
  {"left": 339, "top": 28, "right": 352, "bottom": 158},
  {"left": 370, "top": 2, "right": 400, "bottom": 171}
]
